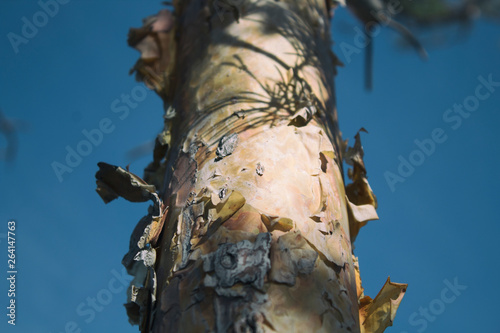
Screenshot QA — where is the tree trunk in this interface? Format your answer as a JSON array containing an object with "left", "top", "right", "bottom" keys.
[{"left": 96, "top": 0, "right": 407, "bottom": 332}]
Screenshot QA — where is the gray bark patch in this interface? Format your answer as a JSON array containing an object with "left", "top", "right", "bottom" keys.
[
  {"left": 202, "top": 232, "right": 271, "bottom": 297},
  {"left": 216, "top": 133, "right": 238, "bottom": 161}
]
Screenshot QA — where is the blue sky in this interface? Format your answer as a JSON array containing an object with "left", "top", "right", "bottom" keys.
[{"left": 0, "top": 1, "right": 499, "bottom": 332}]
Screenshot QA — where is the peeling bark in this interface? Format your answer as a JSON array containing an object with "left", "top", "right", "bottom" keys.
[
  {"left": 149, "top": 1, "right": 360, "bottom": 331},
  {"left": 96, "top": 0, "right": 407, "bottom": 332}
]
